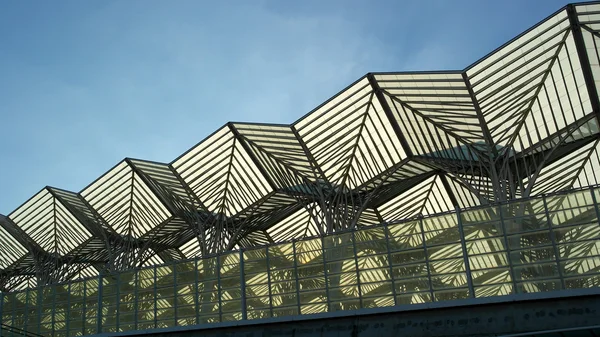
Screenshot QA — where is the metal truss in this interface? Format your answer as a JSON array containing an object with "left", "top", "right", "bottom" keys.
[{"left": 1, "top": 2, "right": 600, "bottom": 292}]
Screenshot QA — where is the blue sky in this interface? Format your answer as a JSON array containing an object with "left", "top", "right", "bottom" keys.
[{"left": 0, "top": 0, "right": 569, "bottom": 214}]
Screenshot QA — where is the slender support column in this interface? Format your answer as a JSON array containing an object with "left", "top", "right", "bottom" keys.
[
  {"left": 115, "top": 274, "right": 120, "bottom": 331},
  {"left": 0, "top": 292, "right": 3, "bottom": 333},
  {"left": 589, "top": 187, "right": 600, "bottom": 289},
  {"left": 83, "top": 278, "right": 87, "bottom": 336},
  {"left": 498, "top": 205, "right": 519, "bottom": 294},
  {"left": 9, "top": 290, "right": 15, "bottom": 330},
  {"left": 153, "top": 267, "right": 158, "bottom": 329},
  {"left": 590, "top": 186, "right": 600, "bottom": 228},
  {"left": 194, "top": 259, "right": 200, "bottom": 325},
  {"left": 456, "top": 207, "right": 475, "bottom": 298},
  {"left": 66, "top": 282, "right": 71, "bottom": 335},
  {"left": 321, "top": 236, "right": 331, "bottom": 312},
  {"left": 134, "top": 270, "right": 139, "bottom": 330},
  {"left": 23, "top": 289, "right": 30, "bottom": 333},
  {"left": 239, "top": 250, "right": 247, "bottom": 320},
  {"left": 51, "top": 284, "right": 56, "bottom": 336},
  {"left": 217, "top": 256, "right": 223, "bottom": 322},
  {"left": 383, "top": 224, "right": 398, "bottom": 306},
  {"left": 543, "top": 195, "right": 566, "bottom": 290},
  {"left": 265, "top": 248, "right": 274, "bottom": 317},
  {"left": 351, "top": 231, "right": 363, "bottom": 308},
  {"left": 419, "top": 217, "right": 435, "bottom": 302},
  {"left": 292, "top": 240, "right": 302, "bottom": 315},
  {"left": 173, "top": 261, "right": 178, "bottom": 326},
  {"left": 37, "top": 284, "right": 43, "bottom": 335},
  {"left": 96, "top": 273, "right": 103, "bottom": 334}
]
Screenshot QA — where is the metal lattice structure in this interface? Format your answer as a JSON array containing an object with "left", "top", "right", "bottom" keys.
[{"left": 2, "top": 2, "right": 600, "bottom": 293}]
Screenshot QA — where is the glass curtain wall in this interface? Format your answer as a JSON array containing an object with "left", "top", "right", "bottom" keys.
[{"left": 1, "top": 187, "right": 600, "bottom": 337}]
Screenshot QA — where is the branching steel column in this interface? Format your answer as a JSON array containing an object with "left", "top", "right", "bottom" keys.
[
  {"left": 167, "top": 164, "right": 210, "bottom": 256},
  {"left": 461, "top": 72, "right": 508, "bottom": 202},
  {"left": 0, "top": 215, "right": 61, "bottom": 286},
  {"left": 74, "top": 192, "right": 123, "bottom": 271},
  {"left": 126, "top": 159, "right": 207, "bottom": 260}
]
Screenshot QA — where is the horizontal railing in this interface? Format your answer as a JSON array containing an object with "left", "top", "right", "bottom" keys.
[{"left": 1, "top": 186, "right": 600, "bottom": 337}]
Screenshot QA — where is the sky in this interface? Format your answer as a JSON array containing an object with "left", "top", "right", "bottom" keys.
[{"left": 0, "top": 0, "right": 570, "bottom": 214}]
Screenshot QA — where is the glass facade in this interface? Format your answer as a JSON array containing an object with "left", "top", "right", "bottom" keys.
[{"left": 2, "top": 186, "right": 600, "bottom": 336}]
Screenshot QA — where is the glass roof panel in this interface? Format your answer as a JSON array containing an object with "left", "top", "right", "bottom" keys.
[
  {"left": 574, "top": 139, "right": 600, "bottom": 188},
  {"left": 466, "top": 10, "right": 570, "bottom": 147},
  {"left": 378, "top": 174, "right": 454, "bottom": 222},
  {"left": 361, "top": 160, "right": 435, "bottom": 197},
  {"left": 577, "top": 3, "right": 600, "bottom": 34},
  {"left": 8, "top": 275, "right": 37, "bottom": 292},
  {"left": 231, "top": 123, "right": 316, "bottom": 182},
  {"left": 179, "top": 236, "right": 202, "bottom": 259},
  {"left": 129, "top": 159, "right": 197, "bottom": 206},
  {"left": 445, "top": 174, "right": 482, "bottom": 209},
  {"left": 294, "top": 78, "right": 405, "bottom": 189},
  {"left": 81, "top": 161, "right": 171, "bottom": 238},
  {"left": 0, "top": 217, "right": 28, "bottom": 270},
  {"left": 172, "top": 126, "right": 271, "bottom": 217},
  {"left": 375, "top": 73, "right": 483, "bottom": 144},
  {"left": 578, "top": 23, "right": 600, "bottom": 99},
  {"left": 9, "top": 189, "right": 92, "bottom": 255},
  {"left": 49, "top": 187, "right": 112, "bottom": 233},
  {"left": 513, "top": 32, "right": 593, "bottom": 153},
  {"left": 265, "top": 205, "right": 321, "bottom": 243},
  {"left": 386, "top": 94, "right": 476, "bottom": 161},
  {"left": 453, "top": 174, "right": 499, "bottom": 202},
  {"left": 527, "top": 139, "right": 598, "bottom": 195},
  {"left": 68, "top": 265, "right": 99, "bottom": 280}
]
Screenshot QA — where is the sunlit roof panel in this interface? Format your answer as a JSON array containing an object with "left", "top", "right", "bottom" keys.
[
  {"left": 172, "top": 126, "right": 271, "bottom": 217},
  {"left": 81, "top": 161, "right": 171, "bottom": 238},
  {"left": 295, "top": 78, "right": 406, "bottom": 189},
  {"left": 375, "top": 73, "right": 484, "bottom": 144},
  {"left": 231, "top": 123, "right": 317, "bottom": 187},
  {"left": 378, "top": 175, "right": 454, "bottom": 222},
  {"left": 129, "top": 159, "right": 201, "bottom": 210},
  {"left": 9, "top": 189, "right": 92, "bottom": 255},
  {"left": 385, "top": 93, "right": 476, "bottom": 161},
  {"left": 576, "top": 4, "right": 600, "bottom": 91},
  {"left": 527, "top": 139, "right": 599, "bottom": 195},
  {"left": 514, "top": 36, "right": 593, "bottom": 153},
  {"left": 0, "top": 216, "right": 28, "bottom": 270},
  {"left": 265, "top": 205, "right": 321, "bottom": 243},
  {"left": 467, "top": 10, "right": 571, "bottom": 148}
]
